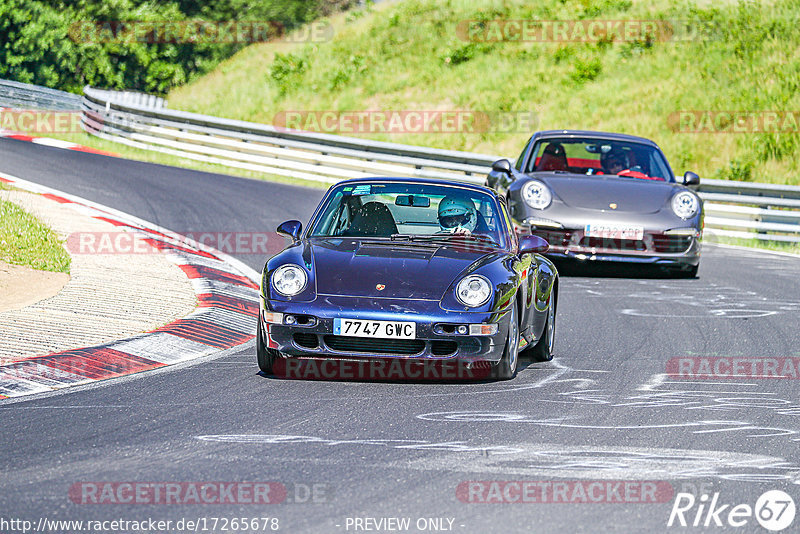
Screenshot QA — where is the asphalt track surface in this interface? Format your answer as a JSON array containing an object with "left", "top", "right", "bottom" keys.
[{"left": 2, "top": 137, "right": 799, "bottom": 533}]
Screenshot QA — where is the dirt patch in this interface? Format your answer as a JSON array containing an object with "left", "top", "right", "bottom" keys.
[{"left": 0, "top": 260, "right": 69, "bottom": 313}]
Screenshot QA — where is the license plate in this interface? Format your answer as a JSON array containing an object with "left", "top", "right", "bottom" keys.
[
  {"left": 585, "top": 224, "right": 644, "bottom": 240},
  {"left": 334, "top": 318, "right": 416, "bottom": 339}
]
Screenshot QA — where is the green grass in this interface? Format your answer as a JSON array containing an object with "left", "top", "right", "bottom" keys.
[
  {"left": 0, "top": 187, "right": 71, "bottom": 272},
  {"left": 162, "top": 0, "right": 800, "bottom": 186},
  {"left": 709, "top": 234, "right": 800, "bottom": 255}
]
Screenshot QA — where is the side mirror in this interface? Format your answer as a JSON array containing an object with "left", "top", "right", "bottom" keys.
[
  {"left": 492, "top": 159, "right": 513, "bottom": 176},
  {"left": 519, "top": 235, "right": 549, "bottom": 255},
  {"left": 277, "top": 220, "right": 303, "bottom": 242},
  {"left": 682, "top": 171, "right": 700, "bottom": 186}
]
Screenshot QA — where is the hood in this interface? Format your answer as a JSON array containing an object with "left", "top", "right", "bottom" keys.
[
  {"left": 309, "top": 238, "right": 497, "bottom": 300},
  {"left": 535, "top": 174, "right": 677, "bottom": 214}
]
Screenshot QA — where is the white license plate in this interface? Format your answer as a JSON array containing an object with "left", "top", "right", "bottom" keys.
[
  {"left": 585, "top": 224, "right": 644, "bottom": 240},
  {"left": 334, "top": 318, "right": 416, "bottom": 339}
]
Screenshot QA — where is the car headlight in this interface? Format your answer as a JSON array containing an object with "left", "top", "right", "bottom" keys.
[
  {"left": 671, "top": 191, "right": 700, "bottom": 219},
  {"left": 521, "top": 180, "right": 552, "bottom": 209},
  {"left": 271, "top": 264, "right": 308, "bottom": 296},
  {"left": 455, "top": 275, "right": 492, "bottom": 308}
]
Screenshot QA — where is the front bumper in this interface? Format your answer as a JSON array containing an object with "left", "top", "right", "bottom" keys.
[
  {"left": 517, "top": 224, "right": 701, "bottom": 268},
  {"left": 260, "top": 295, "right": 510, "bottom": 364}
]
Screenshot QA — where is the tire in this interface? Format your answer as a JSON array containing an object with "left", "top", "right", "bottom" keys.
[
  {"left": 256, "top": 319, "right": 278, "bottom": 374},
  {"left": 492, "top": 303, "right": 520, "bottom": 380},
  {"left": 530, "top": 290, "right": 556, "bottom": 362},
  {"left": 678, "top": 264, "right": 699, "bottom": 278}
]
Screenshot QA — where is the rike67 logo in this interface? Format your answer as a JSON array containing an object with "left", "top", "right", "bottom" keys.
[{"left": 668, "top": 490, "right": 796, "bottom": 531}]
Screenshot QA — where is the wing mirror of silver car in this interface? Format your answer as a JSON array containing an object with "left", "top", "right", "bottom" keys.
[
  {"left": 519, "top": 235, "right": 549, "bottom": 255},
  {"left": 682, "top": 171, "right": 700, "bottom": 187},
  {"left": 492, "top": 159, "right": 513, "bottom": 176},
  {"left": 277, "top": 220, "right": 303, "bottom": 242}
]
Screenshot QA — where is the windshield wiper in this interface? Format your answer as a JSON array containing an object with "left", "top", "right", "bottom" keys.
[
  {"left": 390, "top": 233, "right": 443, "bottom": 241},
  {"left": 390, "top": 233, "right": 497, "bottom": 245}
]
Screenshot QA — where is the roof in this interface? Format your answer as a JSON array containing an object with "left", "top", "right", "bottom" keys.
[
  {"left": 532, "top": 130, "right": 661, "bottom": 149},
  {"left": 333, "top": 176, "right": 497, "bottom": 196}
]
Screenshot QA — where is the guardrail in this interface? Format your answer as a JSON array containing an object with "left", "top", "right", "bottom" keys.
[
  {"left": 80, "top": 86, "right": 800, "bottom": 245},
  {"left": 0, "top": 79, "right": 82, "bottom": 110}
]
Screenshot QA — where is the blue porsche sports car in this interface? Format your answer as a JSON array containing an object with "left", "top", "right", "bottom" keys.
[{"left": 257, "top": 177, "right": 559, "bottom": 380}]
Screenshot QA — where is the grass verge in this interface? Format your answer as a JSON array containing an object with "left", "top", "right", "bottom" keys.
[
  {"left": 710, "top": 235, "right": 800, "bottom": 256},
  {"left": 0, "top": 184, "right": 71, "bottom": 273},
  {"left": 165, "top": 0, "right": 800, "bottom": 186}
]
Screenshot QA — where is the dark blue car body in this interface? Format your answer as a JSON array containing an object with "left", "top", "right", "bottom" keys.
[{"left": 257, "top": 177, "right": 558, "bottom": 380}]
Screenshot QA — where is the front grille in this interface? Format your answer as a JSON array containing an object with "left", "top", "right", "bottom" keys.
[
  {"left": 323, "top": 335, "right": 425, "bottom": 355},
  {"left": 578, "top": 236, "right": 647, "bottom": 252},
  {"left": 431, "top": 340, "right": 458, "bottom": 356},
  {"left": 652, "top": 234, "right": 693, "bottom": 253},
  {"left": 293, "top": 332, "right": 319, "bottom": 349}
]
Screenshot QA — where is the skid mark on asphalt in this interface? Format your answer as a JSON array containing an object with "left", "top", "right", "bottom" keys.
[
  {"left": 416, "top": 411, "right": 798, "bottom": 439},
  {"left": 194, "top": 433, "right": 800, "bottom": 483},
  {"left": 565, "top": 279, "right": 800, "bottom": 318},
  {"left": 196, "top": 434, "right": 523, "bottom": 454},
  {"left": 404, "top": 444, "right": 800, "bottom": 484}
]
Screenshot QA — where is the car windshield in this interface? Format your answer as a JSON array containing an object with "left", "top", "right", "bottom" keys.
[
  {"left": 526, "top": 137, "right": 673, "bottom": 181},
  {"left": 308, "top": 182, "right": 506, "bottom": 246}
]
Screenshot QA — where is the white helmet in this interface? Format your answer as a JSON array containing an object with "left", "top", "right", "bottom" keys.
[{"left": 438, "top": 197, "right": 477, "bottom": 233}]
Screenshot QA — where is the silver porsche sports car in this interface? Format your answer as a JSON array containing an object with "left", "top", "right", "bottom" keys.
[{"left": 487, "top": 130, "right": 703, "bottom": 276}]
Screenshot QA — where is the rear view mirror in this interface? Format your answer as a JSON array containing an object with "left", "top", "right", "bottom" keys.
[
  {"left": 519, "top": 235, "right": 549, "bottom": 255},
  {"left": 491, "top": 159, "right": 512, "bottom": 176},
  {"left": 683, "top": 171, "right": 700, "bottom": 186},
  {"left": 277, "top": 220, "right": 303, "bottom": 242},
  {"left": 395, "top": 195, "right": 430, "bottom": 207}
]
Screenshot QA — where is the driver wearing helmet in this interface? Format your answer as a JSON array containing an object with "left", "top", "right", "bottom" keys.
[
  {"left": 600, "top": 146, "right": 630, "bottom": 175},
  {"left": 437, "top": 196, "right": 478, "bottom": 234}
]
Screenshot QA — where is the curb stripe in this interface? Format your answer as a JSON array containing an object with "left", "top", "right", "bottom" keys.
[
  {"left": 1, "top": 348, "right": 163, "bottom": 385},
  {"left": 68, "top": 145, "right": 119, "bottom": 157},
  {"left": 4, "top": 134, "right": 34, "bottom": 142},
  {"left": 155, "top": 319, "right": 255, "bottom": 348},
  {"left": 1, "top": 131, "right": 119, "bottom": 156},
  {"left": 178, "top": 264, "right": 258, "bottom": 288},
  {"left": 41, "top": 193, "right": 71, "bottom": 204},
  {"left": 0, "top": 171, "right": 261, "bottom": 400},
  {"left": 197, "top": 293, "right": 259, "bottom": 317},
  {"left": 28, "top": 348, "right": 162, "bottom": 378},
  {"left": 144, "top": 238, "right": 217, "bottom": 260}
]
